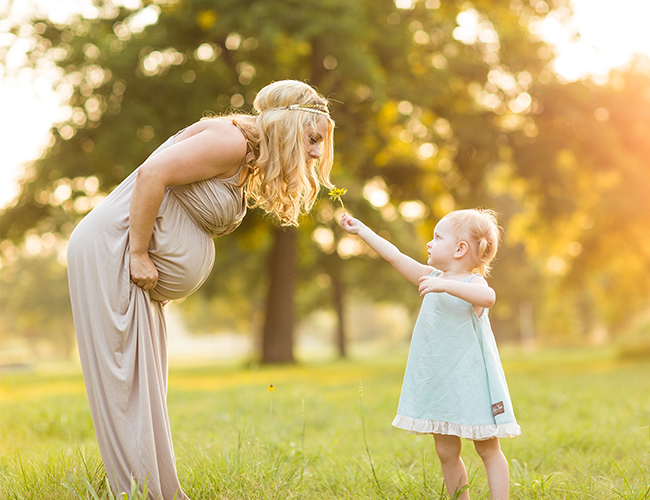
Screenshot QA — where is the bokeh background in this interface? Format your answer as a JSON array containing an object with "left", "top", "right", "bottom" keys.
[{"left": 1, "top": 0, "right": 650, "bottom": 367}]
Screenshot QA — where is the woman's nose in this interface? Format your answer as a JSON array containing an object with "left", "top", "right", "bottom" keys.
[{"left": 309, "top": 146, "right": 321, "bottom": 159}]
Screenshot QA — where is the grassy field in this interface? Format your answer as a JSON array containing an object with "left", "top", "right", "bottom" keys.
[{"left": 1, "top": 347, "right": 649, "bottom": 499}]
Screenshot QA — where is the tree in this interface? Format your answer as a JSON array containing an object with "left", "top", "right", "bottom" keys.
[
  {"left": 1, "top": 0, "right": 420, "bottom": 361},
  {"left": 504, "top": 65, "right": 650, "bottom": 340},
  {"left": 4, "top": 0, "right": 649, "bottom": 359},
  {"left": 0, "top": 249, "right": 75, "bottom": 358}
]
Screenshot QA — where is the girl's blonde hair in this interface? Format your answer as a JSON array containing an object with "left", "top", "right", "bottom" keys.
[
  {"left": 224, "top": 80, "right": 335, "bottom": 226},
  {"left": 443, "top": 208, "right": 501, "bottom": 276}
]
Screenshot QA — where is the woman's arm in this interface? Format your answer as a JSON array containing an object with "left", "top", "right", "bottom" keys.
[
  {"left": 340, "top": 214, "right": 432, "bottom": 286},
  {"left": 129, "top": 119, "right": 247, "bottom": 290}
]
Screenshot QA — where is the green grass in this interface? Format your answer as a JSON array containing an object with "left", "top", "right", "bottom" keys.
[{"left": 1, "top": 348, "right": 649, "bottom": 499}]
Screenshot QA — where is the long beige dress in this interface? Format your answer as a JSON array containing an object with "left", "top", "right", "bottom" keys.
[{"left": 67, "top": 132, "right": 246, "bottom": 500}]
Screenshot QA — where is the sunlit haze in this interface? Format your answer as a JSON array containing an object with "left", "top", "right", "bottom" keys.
[
  {"left": 1, "top": 0, "right": 649, "bottom": 209},
  {"left": 537, "top": 0, "right": 650, "bottom": 81}
]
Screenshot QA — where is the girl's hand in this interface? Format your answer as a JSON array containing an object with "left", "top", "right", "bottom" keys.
[
  {"left": 130, "top": 251, "right": 159, "bottom": 291},
  {"left": 418, "top": 275, "right": 446, "bottom": 296},
  {"left": 339, "top": 213, "right": 364, "bottom": 235}
]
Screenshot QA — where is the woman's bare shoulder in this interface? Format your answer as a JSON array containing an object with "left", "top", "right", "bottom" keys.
[
  {"left": 173, "top": 118, "right": 247, "bottom": 176},
  {"left": 176, "top": 118, "right": 245, "bottom": 146}
]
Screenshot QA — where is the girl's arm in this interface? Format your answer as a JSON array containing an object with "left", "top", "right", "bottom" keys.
[
  {"left": 339, "top": 213, "right": 432, "bottom": 286},
  {"left": 129, "top": 119, "right": 247, "bottom": 291},
  {"left": 418, "top": 274, "right": 496, "bottom": 313}
]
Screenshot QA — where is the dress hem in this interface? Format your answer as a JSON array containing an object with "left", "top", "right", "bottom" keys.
[{"left": 392, "top": 413, "right": 521, "bottom": 441}]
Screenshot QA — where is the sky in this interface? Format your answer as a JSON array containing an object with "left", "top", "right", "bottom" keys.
[{"left": 1, "top": 0, "right": 650, "bottom": 210}]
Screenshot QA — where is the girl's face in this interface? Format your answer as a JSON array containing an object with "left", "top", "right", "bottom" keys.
[
  {"left": 426, "top": 217, "right": 459, "bottom": 268},
  {"left": 303, "top": 115, "right": 329, "bottom": 160}
]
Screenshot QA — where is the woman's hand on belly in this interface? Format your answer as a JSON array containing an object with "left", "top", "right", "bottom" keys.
[{"left": 130, "top": 251, "right": 159, "bottom": 290}]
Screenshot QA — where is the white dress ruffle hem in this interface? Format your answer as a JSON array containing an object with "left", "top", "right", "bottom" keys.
[{"left": 392, "top": 413, "right": 522, "bottom": 441}]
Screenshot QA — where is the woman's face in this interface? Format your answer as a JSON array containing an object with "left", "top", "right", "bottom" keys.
[{"left": 303, "top": 115, "right": 330, "bottom": 160}]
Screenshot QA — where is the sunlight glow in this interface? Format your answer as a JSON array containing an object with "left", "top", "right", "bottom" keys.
[
  {"left": 2, "top": 1, "right": 650, "bottom": 209},
  {"left": 537, "top": 0, "right": 650, "bottom": 81},
  {"left": 363, "top": 178, "right": 390, "bottom": 208}
]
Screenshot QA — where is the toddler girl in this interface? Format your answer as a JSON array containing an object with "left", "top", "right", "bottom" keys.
[{"left": 340, "top": 209, "right": 520, "bottom": 500}]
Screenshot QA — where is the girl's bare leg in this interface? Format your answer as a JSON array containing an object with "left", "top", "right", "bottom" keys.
[
  {"left": 433, "top": 433, "right": 470, "bottom": 500},
  {"left": 474, "top": 437, "right": 509, "bottom": 500}
]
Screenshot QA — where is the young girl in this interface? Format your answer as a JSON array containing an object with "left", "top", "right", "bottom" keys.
[{"left": 340, "top": 209, "right": 520, "bottom": 500}]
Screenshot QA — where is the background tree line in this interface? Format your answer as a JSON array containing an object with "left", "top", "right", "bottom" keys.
[{"left": 1, "top": 0, "right": 649, "bottom": 362}]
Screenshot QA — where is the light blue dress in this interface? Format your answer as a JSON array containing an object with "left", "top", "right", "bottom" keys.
[{"left": 392, "top": 271, "right": 521, "bottom": 440}]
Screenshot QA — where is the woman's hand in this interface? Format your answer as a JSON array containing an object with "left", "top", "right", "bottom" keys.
[
  {"left": 339, "top": 213, "right": 365, "bottom": 234},
  {"left": 130, "top": 251, "right": 159, "bottom": 291}
]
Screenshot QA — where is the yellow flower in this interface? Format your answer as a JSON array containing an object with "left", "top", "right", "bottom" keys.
[
  {"left": 328, "top": 186, "right": 347, "bottom": 209},
  {"left": 268, "top": 384, "right": 275, "bottom": 392}
]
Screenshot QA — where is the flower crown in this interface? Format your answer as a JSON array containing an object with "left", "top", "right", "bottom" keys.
[{"left": 261, "top": 104, "right": 329, "bottom": 116}]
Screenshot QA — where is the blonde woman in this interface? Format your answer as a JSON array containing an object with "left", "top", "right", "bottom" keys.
[{"left": 67, "top": 80, "right": 334, "bottom": 500}]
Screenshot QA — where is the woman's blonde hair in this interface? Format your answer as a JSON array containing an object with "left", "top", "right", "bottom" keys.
[
  {"left": 226, "top": 80, "right": 335, "bottom": 226},
  {"left": 443, "top": 208, "right": 501, "bottom": 276}
]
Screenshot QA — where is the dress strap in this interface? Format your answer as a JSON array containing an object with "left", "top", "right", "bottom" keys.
[{"left": 462, "top": 273, "right": 483, "bottom": 283}]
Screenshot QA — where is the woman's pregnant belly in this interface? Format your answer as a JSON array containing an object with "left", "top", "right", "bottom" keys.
[{"left": 147, "top": 192, "right": 215, "bottom": 302}]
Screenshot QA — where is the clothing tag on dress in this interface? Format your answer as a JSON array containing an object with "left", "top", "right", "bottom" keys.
[{"left": 492, "top": 401, "right": 505, "bottom": 416}]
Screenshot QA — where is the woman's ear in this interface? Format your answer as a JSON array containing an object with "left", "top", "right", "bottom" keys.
[{"left": 454, "top": 241, "right": 469, "bottom": 258}]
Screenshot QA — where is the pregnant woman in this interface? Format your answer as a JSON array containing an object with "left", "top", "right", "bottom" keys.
[{"left": 67, "top": 80, "right": 334, "bottom": 499}]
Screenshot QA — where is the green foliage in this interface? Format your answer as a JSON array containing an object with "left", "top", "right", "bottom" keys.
[
  {"left": 0, "top": 251, "right": 74, "bottom": 358},
  {"left": 1, "top": 0, "right": 650, "bottom": 352},
  {"left": 505, "top": 67, "right": 650, "bottom": 337},
  {"left": 2, "top": 350, "right": 650, "bottom": 499}
]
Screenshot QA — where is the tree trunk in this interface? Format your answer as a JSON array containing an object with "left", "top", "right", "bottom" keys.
[
  {"left": 330, "top": 262, "right": 347, "bottom": 358},
  {"left": 261, "top": 226, "right": 297, "bottom": 364}
]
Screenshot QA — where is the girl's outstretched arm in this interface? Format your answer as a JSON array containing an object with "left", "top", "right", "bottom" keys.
[
  {"left": 339, "top": 213, "right": 432, "bottom": 285},
  {"left": 418, "top": 274, "right": 496, "bottom": 314}
]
